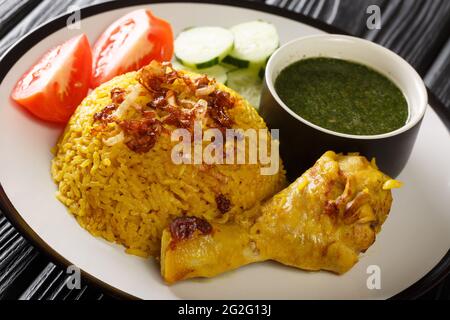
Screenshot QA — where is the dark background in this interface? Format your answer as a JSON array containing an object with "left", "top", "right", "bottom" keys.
[{"left": 0, "top": 0, "right": 449, "bottom": 300}]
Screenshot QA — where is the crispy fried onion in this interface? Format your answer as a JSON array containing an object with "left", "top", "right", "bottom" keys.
[
  {"left": 139, "top": 60, "right": 236, "bottom": 131},
  {"left": 93, "top": 60, "right": 237, "bottom": 153}
]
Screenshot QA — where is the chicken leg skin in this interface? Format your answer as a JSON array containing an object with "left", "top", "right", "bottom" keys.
[{"left": 160, "top": 151, "right": 401, "bottom": 283}]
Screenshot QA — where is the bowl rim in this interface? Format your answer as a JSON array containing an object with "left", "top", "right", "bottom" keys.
[{"left": 264, "top": 34, "right": 429, "bottom": 140}]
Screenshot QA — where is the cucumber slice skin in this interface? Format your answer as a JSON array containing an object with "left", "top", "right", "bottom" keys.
[
  {"left": 176, "top": 56, "right": 220, "bottom": 69},
  {"left": 258, "top": 67, "right": 265, "bottom": 80},
  {"left": 222, "top": 55, "right": 249, "bottom": 69},
  {"left": 174, "top": 26, "right": 234, "bottom": 69},
  {"left": 196, "top": 57, "right": 219, "bottom": 69},
  {"left": 222, "top": 55, "right": 275, "bottom": 71}
]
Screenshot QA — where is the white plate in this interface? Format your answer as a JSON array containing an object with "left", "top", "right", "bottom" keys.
[{"left": 0, "top": 1, "right": 449, "bottom": 300}]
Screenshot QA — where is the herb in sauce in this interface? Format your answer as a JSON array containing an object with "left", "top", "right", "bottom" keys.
[{"left": 275, "top": 58, "right": 408, "bottom": 135}]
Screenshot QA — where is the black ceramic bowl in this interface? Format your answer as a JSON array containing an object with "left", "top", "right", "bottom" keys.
[{"left": 259, "top": 35, "right": 428, "bottom": 179}]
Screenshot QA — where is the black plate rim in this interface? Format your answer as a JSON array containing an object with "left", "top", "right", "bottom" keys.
[{"left": 0, "top": 0, "right": 449, "bottom": 300}]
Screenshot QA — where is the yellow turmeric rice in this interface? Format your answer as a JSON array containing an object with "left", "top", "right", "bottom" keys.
[{"left": 51, "top": 62, "right": 286, "bottom": 257}]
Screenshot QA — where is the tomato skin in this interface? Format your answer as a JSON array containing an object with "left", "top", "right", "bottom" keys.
[
  {"left": 91, "top": 9, "right": 173, "bottom": 88},
  {"left": 11, "top": 34, "right": 92, "bottom": 123}
]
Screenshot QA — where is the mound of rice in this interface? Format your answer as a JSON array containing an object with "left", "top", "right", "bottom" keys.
[{"left": 51, "top": 64, "right": 286, "bottom": 257}]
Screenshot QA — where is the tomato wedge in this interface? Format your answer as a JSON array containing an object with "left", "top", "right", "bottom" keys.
[
  {"left": 11, "top": 34, "right": 92, "bottom": 123},
  {"left": 91, "top": 9, "right": 174, "bottom": 89}
]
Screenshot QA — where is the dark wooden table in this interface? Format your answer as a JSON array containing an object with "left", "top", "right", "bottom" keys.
[{"left": 0, "top": 0, "right": 449, "bottom": 300}]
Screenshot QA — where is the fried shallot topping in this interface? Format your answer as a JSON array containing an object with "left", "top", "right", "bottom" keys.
[
  {"left": 118, "top": 112, "right": 162, "bottom": 154},
  {"left": 206, "top": 90, "right": 235, "bottom": 128},
  {"left": 93, "top": 87, "right": 126, "bottom": 124},
  {"left": 138, "top": 60, "right": 236, "bottom": 131},
  {"left": 149, "top": 95, "right": 167, "bottom": 109},
  {"left": 110, "top": 87, "right": 126, "bottom": 104},
  {"left": 138, "top": 61, "right": 177, "bottom": 95},
  {"left": 169, "top": 216, "right": 212, "bottom": 242},
  {"left": 195, "top": 75, "right": 210, "bottom": 88},
  {"left": 216, "top": 194, "right": 231, "bottom": 214},
  {"left": 93, "top": 104, "right": 117, "bottom": 124},
  {"left": 93, "top": 61, "right": 237, "bottom": 154},
  {"left": 163, "top": 106, "right": 196, "bottom": 129}
]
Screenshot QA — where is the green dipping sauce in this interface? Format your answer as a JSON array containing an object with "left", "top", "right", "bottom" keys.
[{"left": 274, "top": 57, "right": 408, "bottom": 135}]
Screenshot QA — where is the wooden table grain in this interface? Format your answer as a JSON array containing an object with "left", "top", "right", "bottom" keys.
[{"left": 0, "top": 0, "right": 449, "bottom": 300}]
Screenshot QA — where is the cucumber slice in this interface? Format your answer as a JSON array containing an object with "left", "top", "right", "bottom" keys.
[
  {"left": 222, "top": 55, "right": 250, "bottom": 69},
  {"left": 174, "top": 26, "right": 234, "bottom": 69},
  {"left": 258, "top": 67, "right": 265, "bottom": 80},
  {"left": 171, "top": 60, "right": 188, "bottom": 71},
  {"left": 227, "top": 69, "right": 263, "bottom": 109},
  {"left": 225, "top": 20, "right": 279, "bottom": 69},
  {"left": 171, "top": 61, "right": 229, "bottom": 84},
  {"left": 202, "top": 65, "right": 229, "bottom": 84}
]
